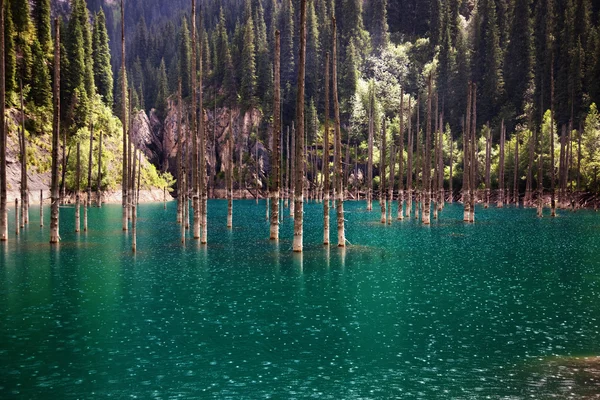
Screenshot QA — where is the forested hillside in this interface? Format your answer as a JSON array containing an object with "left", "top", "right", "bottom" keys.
[{"left": 7, "top": 0, "right": 600, "bottom": 198}]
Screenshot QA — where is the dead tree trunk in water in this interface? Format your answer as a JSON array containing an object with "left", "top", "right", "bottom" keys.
[
  {"left": 498, "top": 120, "right": 505, "bottom": 207},
  {"left": 227, "top": 113, "right": 233, "bottom": 228},
  {"left": 367, "top": 91, "right": 374, "bottom": 211},
  {"left": 438, "top": 108, "right": 444, "bottom": 211},
  {"left": 199, "top": 24, "right": 207, "bottom": 245},
  {"left": 485, "top": 123, "right": 491, "bottom": 208},
  {"left": 526, "top": 129, "right": 534, "bottom": 206},
  {"left": 84, "top": 123, "right": 93, "bottom": 231},
  {"left": 469, "top": 84, "right": 477, "bottom": 223},
  {"left": 177, "top": 81, "right": 183, "bottom": 224},
  {"left": 415, "top": 96, "right": 421, "bottom": 220},
  {"left": 322, "top": 52, "right": 330, "bottom": 245},
  {"left": 406, "top": 97, "right": 413, "bottom": 216},
  {"left": 397, "top": 89, "right": 404, "bottom": 220},
  {"left": 97, "top": 128, "right": 103, "bottom": 207},
  {"left": 559, "top": 124, "right": 566, "bottom": 208},
  {"left": 332, "top": 17, "right": 345, "bottom": 246},
  {"left": 514, "top": 130, "right": 519, "bottom": 205},
  {"left": 0, "top": 0, "right": 6, "bottom": 241},
  {"left": 463, "top": 84, "right": 472, "bottom": 221},
  {"left": 380, "top": 119, "right": 387, "bottom": 224},
  {"left": 75, "top": 142, "right": 81, "bottom": 232},
  {"left": 292, "top": 0, "right": 307, "bottom": 252},
  {"left": 120, "top": 0, "right": 128, "bottom": 231},
  {"left": 388, "top": 141, "right": 395, "bottom": 224},
  {"left": 191, "top": 0, "right": 200, "bottom": 239},
  {"left": 50, "top": 19, "right": 60, "bottom": 243},
  {"left": 449, "top": 128, "right": 453, "bottom": 203},
  {"left": 550, "top": 55, "right": 556, "bottom": 217},
  {"left": 19, "top": 80, "right": 28, "bottom": 226},
  {"left": 270, "top": 30, "right": 281, "bottom": 241},
  {"left": 422, "top": 75, "right": 432, "bottom": 225}
]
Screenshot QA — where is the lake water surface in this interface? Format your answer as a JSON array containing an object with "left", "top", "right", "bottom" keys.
[{"left": 1, "top": 201, "right": 599, "bottom": 399}]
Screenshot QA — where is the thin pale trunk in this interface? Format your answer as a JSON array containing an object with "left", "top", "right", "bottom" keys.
[
  {"left": 50, "top": 19, "right": 60, "bottom": 243},
  {"left": 97, "top": 129, "right": 103, "bottom": 207},
  {"left": 550, "top": 54, "right": 556, "bottom": 217},
  {"left": 285, "top": 126, "right": 290, "bottom": 208},
  {"left": 270, "top": 31, "right": 281, "bottom": 241},
  {"left": 323, "top": 52, "right": 330, "bottom": 245},
  {"left": 463, "top": 84, "right": 472, "bottom": 221},
  {"left": 433, "top": 96, "right": 439, "bottom": 220},
  {"left": 406, "top": 97, "right": 413, "bottom": 216},
  {"left": 449, "top": 128, "right": 453, "bottom": 203},
  {"left": 191, "top": 0, "right": 200, "bottom": 239},
  {"left": 332, "top": 17, "right": 345, "bottom": 246},
  {"left": 559, "top": 124, "right": 566, "bottom": 208},
  {"left": 398, "top": 89, "right": 404, "bottom": 220},
  {"left": 20, "top": 80, "right": 28, "bottom": 225},
  {"left": 485, "top": 123, "right": 491, "bottom": 208},
  {"left": 121, "top": 0, "right": 128, "bottom": 231},
  {"left": 367, "top": 95, "right": 374, "bottom": 211},
  {"left": 60, "top": 129, "right": 66, "bottom": 205},
  {"left": 75, "top": 142, "right": 80, "bottom": 232},
  {"left": 438, "top": 109, "right": 444, "bottom": 211},
  {"left": 15, "top": 199, "right": 18, "bottom": 235},
  {"left": 40, "top": 190, "right": 43, "bottom": 227},
  {"left": 498, "top": 120, "right": 505, "bottom": 207},
  {"left": 177, "top": 81, "right": 183, "bottom": 224},
  {"left": 469, "top": 83, "right": 477, "bottom": 223},
  {"left": 415, "top": 96, "right": 421, "bottom": 220},
  {"left": 132, "top": 205, "right": 137, "bottom": 252},
  {"left": 293, "top": 0, "right": 307, "bottom": 252},
  {"left": 85, "top": 123, "right": 93, "bottom": 231},
  {"left": 514, "top": 130, "right": 519, "bottom": 205},
  {"left": 290, "top": 123, "right": 295, "bottom": 216},
  {"left": 200, "top": 7, "right": 208, "bottom": 245},
  {"left": 227, "top": 113, "right": 233, "bottom": 228},
  {"left": 128, "top": 88, "right": 133, "bottom": 220},
  {"left": 422, "top": 75, "right": 432, "bottom": 225},
  {"left": 380, "top": 119, "right": 387, "bottom": 224},
  {"left": 526, "top": 129, "right": 534, "bottom": 206},
  {"left": 388, "top": 142, "right": 394, "bottom": 224}
]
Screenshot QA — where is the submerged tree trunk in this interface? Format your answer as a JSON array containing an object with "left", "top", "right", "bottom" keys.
[
  {"left": 270, "top": 31, "right": 281, "bottom": 241},
  {"left": 293, "top": 0, "right": 307, "bottom": 252},
  {"left": 550, "top": 55, "right": 556, "bottom": 217},
  {"left": 191, "top": 0, "right": 200, "bottom": 239},
  {"left": 397, "top": 89, "right": 404, "bottom": 220},
  {"left": 388, "top": 142, "right": 395, "bottom": 224},
  {"left": 227, "top": 113, "right": 233, "bottom": 228},
  {"left": 449, "top": 128, "right": 453, "bottom": 203},
  {"left": 498, "top": 120, "right": 505, "bottom": 207},
  {"left": 50, "top": 19, "right": 60, "bottom": 244},
  {"left": 85, "top": 123, "right": 93, "bottom": 231},
  {"left": 463, "top": 85, "right": 472, "bottom": 221},
  {"left": 406, "top": 97, "right": 413, "bottom": 216},
  {"left": 199, "top": 24, "right": 207, "bottom": 245},
  {"left": 559, "top": 124, "right": 566, "bottom": 208},
  {"left": 0, "top": 0, "right": 6, "bottom": 241},
  {"left": 514, "top": 130, "right": 519, "bottom": 205},
  {"left": 438, "top": 108, "right": 444, "bottom": 212},
  {"left": 121, "top": 0, "right": 128, "bottom": 231},
  {"left": 469, "top": 84, "right": 477, "bottom": 223},
  {"left": 40, "top": 190, "right": 43, "bottom": 227},
  {"left": 367, "top": 91, "right": 374, "bottom": 211},
  {"left": 332, "top": 17, "right": 345, "bottom": 246},
  {"left": 526, "top": 129, "right": 535, "bottom": 206},
  {"left": 380, "top": 119, "right": 387, "bottom": 224},
  {"left": 177, "top": 82, "right": 183, "bottom": 224},
  {"left": 322, "top": 52, "right": 330, "bottom": 245},
  {"left": 485, "top": 123, "right": 491, "bottom": 208},
  {"left": 422, "top": 75, "right": 432, "bottom": 225},
  {"left": 75, "top": 142, "right": 81, "bottom": 232},
  {"left": 97, "top": 128, "right": 103, "bottom": 207},
  {"left": 19, "top": 81, "right": 28, "bottom": 226},
  {"left": 415, "top": 97, "right": 421, "bottom": 220}
]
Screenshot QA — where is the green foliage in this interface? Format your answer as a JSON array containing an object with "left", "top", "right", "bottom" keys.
[
  {"left": 4, "top": 1, "right": 17, "bottom": 97},
  {"left": 154, "top": 59, "right": 169, "bottom": 120},
  {"left": 92, "top": 9, "right": 113, "bottom": 106},
  {"left": 29, "top": 39, "right": 51, "bottom": 108},
  {"left": 178, "top": 17, "right": 191, "bottom": 98},
  {"left": 582, "top": 103, "right": 600, "bottom": 188},
  {"left": 240, "top": 18, "right": 257, "bottom": 110},
  {"left": 32, "top": 0, "right": 51, "bottom": 53}
]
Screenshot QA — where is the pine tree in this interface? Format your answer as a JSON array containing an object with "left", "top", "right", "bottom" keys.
[
  {"left": 533, "top": 0, "right": 554, "bottom": 127},
  {"left": 178, "top": 17, "right": 191, "bottom": 98},
  {"left": 341, "top": 40, "right": 358, "bottom": 116},
  {"left": 370, "top": 0, "right": 389, "bottom": 50},
  {"left": 92, "top": 9, "right": 113, "bottom": 106},
  {"left": 33, "top": 0, "right": 51, "bottom": 53},
  {"left": 30, "top": 39, "right": 51, "bottom": 107},
  {"left": 71, "top": 0, "right": 94, "bottom": 97},
  {"left": 504, "top": 0, "right": 533, "bottom": 120},
  {"left": 305, "top": 0, "right": 319, "bottom": 106},
  {"left": 114, "top": 67, "right": 128, "bottom": 120},
  {"left": 4, "top": 0, "right": 15, "bottom": 96},
  {"left": 240, "top": 17, "right": 257, "bottom": 109},
  {"left": 155, "top": 58, "right": 168, "bottom": 120},
  {"left": 9, "top": 0, "right": 29, "bottom": 33}
]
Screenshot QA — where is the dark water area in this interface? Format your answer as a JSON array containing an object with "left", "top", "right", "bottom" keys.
[{"left": 1, "top": 201, "right": 599, "bottom": 399}]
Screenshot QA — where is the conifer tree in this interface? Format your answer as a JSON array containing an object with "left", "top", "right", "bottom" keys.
[
  {"left": 178, "top": 18, "right": 191, "bottom": 98},
  {"left": 241, "top": 17, "right": 257, "bottom": 109},
  {"left": 9, "top": 0, "right": 28, "bottom": 33},
  {"left": 92, "top": 10, "right": 113, "bottom": 106},
  {"left": 370, "top": 0, "right": 389, "bottom": 50},
  {"left": 4, "top": 1, "right": 15, "bottom": 96},
  {"left": 305, "top": 0, "right": 319, "bottom": 107},
  {"left": 50, "top": 18, "right": 60, "bottom": 243},
  {"left": 293, "top": 0, "right": 306, "bottom": 253},
  {"left": 0, "top": 0, "right": 5, "bottom": 241},
  {"left": 33, "top": 0, "right": 51, "bottom": 53},
  {"left": 30, "top": 39, "right": 51, "bottom": 107},
  {"left": 270, "top": 30, "right": 281, "bottom": 241}
]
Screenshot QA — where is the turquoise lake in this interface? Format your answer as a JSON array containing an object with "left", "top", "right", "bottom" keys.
[{"left": 1, "top": 200, "right": 599, "bottom": 399}]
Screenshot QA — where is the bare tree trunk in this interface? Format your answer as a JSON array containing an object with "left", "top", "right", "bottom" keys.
[
  {"left": 97, "top": 129, "right": 103, "bottom": 207},
  {"left": 469, "top": 83, "right": 477, "bottom": 223},
  {"left": 577, "top": 122, "right": 582, "bottom": 195},
  {"left": 191, "top": 0, "right": 200, "bottom": 239},
  {"left": 50, "top": 19, "right": 60, "bottom": 243},
  {"left": 19, "top": 80, "right": 28, "bottom": 225},
  {"left": 344, "top": 139, "right": 350, "bottom": 201},
  {"left": 227, "top": 113, "right": 233, "bottom": 228},
  {"left": 290, "top": 123, "right": 295, "bottom": 216},
  {"left": 75, "top": 142, "right": 81, "bottom": 232},
  {"left": 128, "top": 88, "right": 133, "bottom": 220},
  {"left": 85, "top": 123, "right": 93, "bottom": 231},
  {"left": 550, "top": 54, "right": 556, "bottom": 217},
  {"left": 463, "top": 84, "right": 472, "bottom": 221},
  {"left": 514, "top": 130, "right": 519, "bottom": 205},
  {"left": 449, "top": 128, "right": 453, "bottom": 203},
  {"left": 498, "top": 120, "right": 505, "bottom": 207},
  {"left": 332, "top": 17, "right": 345, "bottom": 246},
  {"left": 199, "top": 30, "right": 208, "bottom": 245},
  {"left": 293, "top": 0, "right": 307, "bottom": 252},
  {"left": 285, "top": 126, "right": 290, "bottom": 208},
  {"left": 559, "top": 124, "right": 566, "bottom": 208},
  {"left": 270, "top": 30, "right": 281, "bottom": 241},
  {"left": 121, "top": 0, "right": 128, "bottom": 231},
  {"left": 422, "top": 74, "right": 432, "bottom": 225},
  {"left": 60, "top": 129, "right": 66, "bottom": 205},
  {"left": 367, "top": 93, "right": 374, "bottom": 211},
  {"left": 388, "top": 141, "right": 394, "bottom": 224},
  {"left": 485, "top": 123, "right": 491, "bottom": 208},
  {"left": 406, "top": 97, "right": 413, "bottom": 216},
  {"left": 433, "top": 96, "right": 439, "bottom": 220},
  {"left": 526, "top": 128, "right": 534, "bottom": 206},
  {"left": 380, "top": 119, "right": 387, "bottom": 224},
  {"left": 415, "top": 96, "right": 421, "bottom": 220},
  {"left": 397, "top": 89, "right": 404, "bottom": 220},
  {"left": 40, "top": 190, "right": 43, "bottom": 227},
  {"left": 438, "top": 108, "right": 444, "bottom": 211},
  {"left": 177, "top": 81, "right": 183, "bottom": 224},
  {"left": 322, "top": 52, "right": 330, "bottom": 245},
  {"left": 132, "top": 204, "right": 136, "bottom": 252}
]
